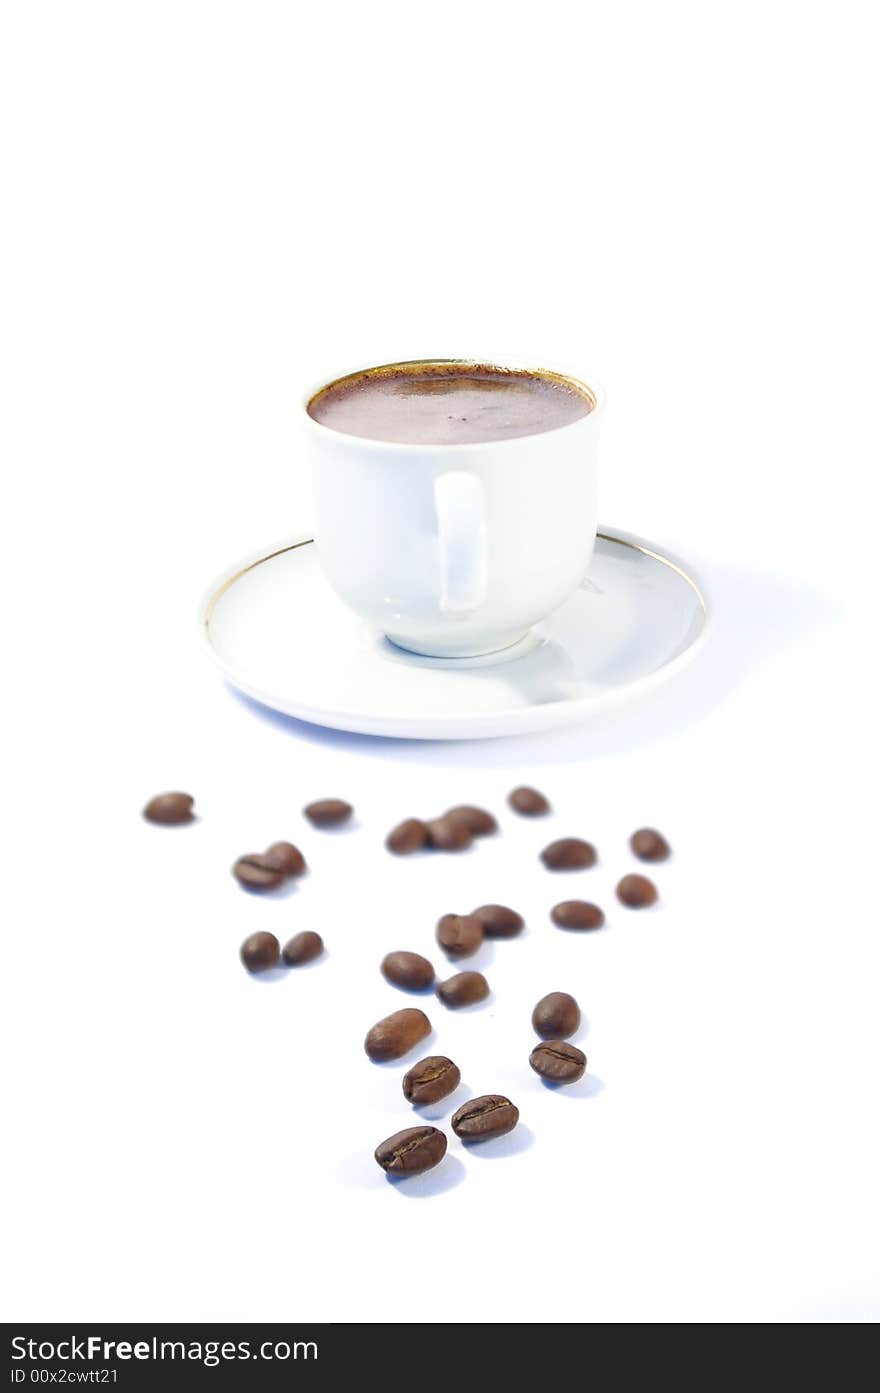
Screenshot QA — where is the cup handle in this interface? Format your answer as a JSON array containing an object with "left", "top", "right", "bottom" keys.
[{"left": 433, "top": 471, "right": 489, "bottom": 614}]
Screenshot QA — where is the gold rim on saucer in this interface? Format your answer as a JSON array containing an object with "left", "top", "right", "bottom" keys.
[{"left": 204, "top": 531, "right": 708, "bottom": 632}]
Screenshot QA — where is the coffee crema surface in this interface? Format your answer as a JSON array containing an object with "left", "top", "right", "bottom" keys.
[{"left": 307, "top": 363, "right": 594, "bottom": 445}]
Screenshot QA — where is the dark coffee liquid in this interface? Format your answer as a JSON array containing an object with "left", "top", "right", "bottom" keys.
[{"left": 307, "top": 363, "right": 594, "bottom": 445}]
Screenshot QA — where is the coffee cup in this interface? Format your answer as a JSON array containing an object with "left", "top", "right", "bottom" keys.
[{"left": 303, "top": 358, "right": 604, "bottom": 659}]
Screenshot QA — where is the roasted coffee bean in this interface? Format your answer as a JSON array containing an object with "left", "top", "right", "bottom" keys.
[
  {"left": 142, "top": 791, "right": 194, "bottom": 825},
  {"left": 436, "top": 913, "right": 484, "bottom": 958},
  {"left": 386, "top": 818, "right": 429, "bottom": 854},
  {"left": 616, "top": 873, "right": 659, "bottom": 908},
  {"left": 508, "top": 785, "right": 551, "bottom": 816},
  {"left": 437, "top": 970, "right": 489, "bottom": 1008},
  {"left": 540, "top": 837, "right": 597, "bottom": 870},
  {"left": 374, "top": 1125, "right": 447, "bottom": 1176},
  {"left": 282, "top": 930, "right": 323, "bottom": 965},
  {"left": 551, "top": 900, "right": 605, "bottom": 931},
  {"left": 240, "top": 931, "right": 281, "bottom": 972},
  {"left": 381, "top": 950, "right": 435, "bottom": 991},
  {"left": 472, "top": 903, "right": 524, "bottom": 938},
  {"left": 304, "top": 798, "right": 353, "bottom": 827},
  {"left": 403, "top": 1055, "right": 461, "bottom": 1105},
  {"left": 451, "top": 1094, "right": 519, "bottom": 1141},
  {"left": 444, "top": 805, "right": 497, "bottom": 837},
  {"left": 232, "top": 853, "right": 286, "bottom": 890},
  {"left": 426, "top": 816, "right": 472, "bottom": 851},
  {"left": 364, "top": 1007, "right": 431, "bottom": 1062},
  {"left": 630, "top": 827, "right": 671, "bottom": 862},
  {"left": 264, "top": 841, "right": 306, "bottom": 877},
  {"left": 529, "top": 1040, "right": 587, "bottom": 1083},
  {"left": 532, "top": 991, "right": 580, "bottom": 1039}
]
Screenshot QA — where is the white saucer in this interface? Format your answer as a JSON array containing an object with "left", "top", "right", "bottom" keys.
[{"left": 203, "top": 528, "right": 711, "bottom": 740}]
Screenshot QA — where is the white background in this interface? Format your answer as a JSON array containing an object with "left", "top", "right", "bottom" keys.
[{"left": 2, "top": 0, "right": 878, "bottom": 1324}]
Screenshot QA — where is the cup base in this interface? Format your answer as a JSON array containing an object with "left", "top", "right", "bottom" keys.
[{"left": 383, "top": 630, "right": 535, "bottom": 665}]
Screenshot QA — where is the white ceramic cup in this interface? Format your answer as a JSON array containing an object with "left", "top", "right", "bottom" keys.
[{"left": 303, "top": 359, "right": 604, "bottom": 659}]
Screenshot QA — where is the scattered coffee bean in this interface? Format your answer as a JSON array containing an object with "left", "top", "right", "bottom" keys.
[
  {"left": 529, "top": 1040, "right": 587, "bottom": 1083},
  {"left": 437, "top": 971, "right": 489, "bottom": 1008},
  {"left": 630, "top": 827, "right": 671, "bottom": 862},
  {"left": 282, "top": 930, "right": 323, "bottom": 965},
  {"left": 240, "top": 931, "right": 281, "bottom": 972},
  {"left": 616, "top": 873, "right": 659, "bottom": 908},
  {"left": 381, "top": 950, "right": 435, "bottom": 991},
  {"left": 451, "top": 1095, "right": 519, "bottom": 1141},
  {"left": 540, "top": 837, "right": 597, "bottom": 870},
  {"left": 374, "top": 1125, "right": 447, "bottom": 1176},
  {"left": 142, "top": 791, "right": 194, "bottom": 825},
  {"left": 551, "top": 900, "right": 605, "bottom": 931},
  {"left": 386, "top": 818, "right": 429, "bottom": 855},
  {"left": 472, "top": 903, "right": 524, "bottom": 938},
  {"left": 403, "top": 1055, "right": 461, "bottom": 1106},
  {"left": 232, "top": 853, "right": 286, "bottom": 890},
  {"left": 264, "top": 841, "right": 306, "bottom": 876},
  {"left": 508, "top": 785, "right": 550, "bottom": 816},
  {"left": 234, "top": 840, "right": 306, "bottom": 888},
  {"left": 532, "top": 991, "right": 580, "bottom": 1039},
  {"left": 304, "top": 798, "right": 353, "bottom": 827},
  {"left": 444, "top": 805, "right": 497, "bottom": 837},
  {"left": 436, "top": 913, "right": 484, "bottom": 958},
  {"left": 364, "top": 1007, "right": 431, "bottom": 1062},
  {"left": 426, "top": 816, "right": 472, "bottom": 851}
]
